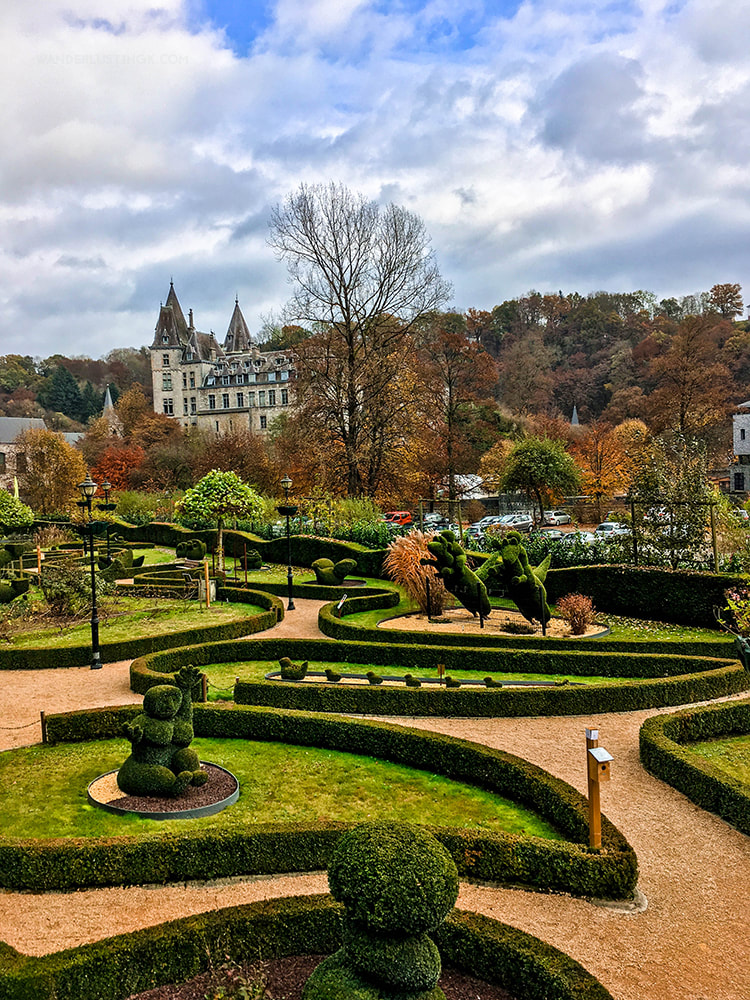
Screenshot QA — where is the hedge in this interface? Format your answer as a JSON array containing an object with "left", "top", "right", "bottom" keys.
[
  {"left": 318, "top": 593, "right": 734, "bottom": 657},
  {"left": 112, "top": 520, "right": 389, "bottom": 576},
  {"left": 0, "top": 592, "right": 282, "bottom": 670},
  {"left": 0, "top": 897, "right": 615, "bottom": 1000},
  {"left": 28, "top": 703, "right": 638, "bottom": 898},
  {"left": 127, "top": 635, "right": 748, "bottom": 715},
  {"left": 639, "top": 698, "right": 750, "bottom": 835},
  {"left": 545, "top": 564, "right": 744, "bottom": 627}
]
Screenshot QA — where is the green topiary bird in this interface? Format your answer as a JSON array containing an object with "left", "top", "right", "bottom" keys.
[
  {"left": 312, "top": 557, "right": 358, "bottom": 586},
  {"left": 421, "top": 530, "right": 490, "bottom": 619},
  {"left": 476, "top": 530, "right": 551, "bottom": 627}
]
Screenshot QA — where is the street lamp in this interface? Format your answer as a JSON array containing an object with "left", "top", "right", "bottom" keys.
[
  {"left": 277, "top": 474, "right": 297, "bottom": 610},
  {"left": 77, "top": 474, "right": 102, "bottom": 670},
  {"left": 95, "top": 478, "right": 116, "bottom": 565}
]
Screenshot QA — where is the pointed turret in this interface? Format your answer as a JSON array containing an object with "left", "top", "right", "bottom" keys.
[
  {"left": 165, "top": 280, "right": 188, "bottom": 335},
  {"left": 223, "top": 296, "right": 252, "bottom": 353},
  {"left": 571, "top": 405, "right": 579, "bottom": 426}
]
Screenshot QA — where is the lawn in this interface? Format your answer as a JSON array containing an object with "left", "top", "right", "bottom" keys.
[
  {"left": 0, "top": 738, "right": 562, "bottom": 842},
  {"left": 684, "top": 733, "right": 750, "bottom": 786},
  {"left": 202, "top": 659, "right": 624, "bottom": 697},
  {"left": 7, "top": 596, "right": 266, "bottom": 649}
]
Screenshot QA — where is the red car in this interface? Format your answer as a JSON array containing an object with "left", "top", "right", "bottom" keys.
[{"left": 382, "top": 511, "right": 413, "bottom": 526}]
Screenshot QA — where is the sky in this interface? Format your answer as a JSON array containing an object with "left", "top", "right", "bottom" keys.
[{"left": 2, "top": 0, "right": 750, "bottom": 359}]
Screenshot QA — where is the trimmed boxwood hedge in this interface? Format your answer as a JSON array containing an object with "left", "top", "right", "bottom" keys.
[
  {"left": 0, "top": 897, "right": 615, "bottom": 1000},
  {"left": 31, "top": 703, "right": 637, "bottom": 898},
  {"left": 112, "top": 520, "right": 389, "bottom": 576},
  {"left": 0, "top": 591, "right": 282, "bottom": 670},
  {"left": 545, "top": 564, "right": 744, "bottom": 627},
  {"left": 128, "top": 635, "right": 748, "bottom": 716},
  {"left": 639, "top": 698, "right": 750, "bottom": 835}
]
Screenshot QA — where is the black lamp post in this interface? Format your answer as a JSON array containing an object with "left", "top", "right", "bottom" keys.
[
  {"left": 95, "top": 478, "right": 116, "bottom": 565},
  {"left": 277, "top": 474, "right": 297, "bottom": 610},
  {"left": 77, "top": 474, "right": 102, "bottom": 670}
]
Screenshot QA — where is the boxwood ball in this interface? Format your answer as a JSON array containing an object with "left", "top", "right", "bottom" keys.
[{"left": 328, "top": 822, "right": 458, "bottom": 936}]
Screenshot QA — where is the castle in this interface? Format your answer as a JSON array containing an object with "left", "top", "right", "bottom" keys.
[{"left": 149, "top": 282, "right": 294, "bottom": 435}]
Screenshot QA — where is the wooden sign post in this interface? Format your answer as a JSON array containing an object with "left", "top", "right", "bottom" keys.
[{"left": 585, "top": 727, "right": 613, "bottom": 849}]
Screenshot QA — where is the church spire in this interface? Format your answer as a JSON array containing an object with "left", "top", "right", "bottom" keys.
[{"left": 165, "top": 281, "right": 188, "bottom": 335}]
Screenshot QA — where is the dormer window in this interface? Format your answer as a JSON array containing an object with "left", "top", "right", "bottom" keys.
[
  {"left": 162, "top": 335, "right": 168, "bottom": 344},
  {"left": 186, "top": 350, "right": 193, "bottom": 361}
]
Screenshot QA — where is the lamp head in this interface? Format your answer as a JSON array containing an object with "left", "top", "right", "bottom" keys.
[
  {"left": 78, "top": 474, "right": 98, "bottom": 500},
  {"left": 280, "top": 475, "right": 292, "bottom": 494},
  {"left": 101, "top": 479, "right": 111, "bottom": 496}
]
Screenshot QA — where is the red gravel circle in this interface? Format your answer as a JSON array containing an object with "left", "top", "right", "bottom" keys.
[{"left": 92, "top": 764, "right": 238, "bottom": 815}]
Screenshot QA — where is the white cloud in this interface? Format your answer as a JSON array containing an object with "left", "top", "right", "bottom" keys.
[{"left": 1, "top": 0, "right": 749, "bottom": 359}]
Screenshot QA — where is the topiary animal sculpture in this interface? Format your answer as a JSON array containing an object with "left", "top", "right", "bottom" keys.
[
  {"left": 303, "top": 822, "right": 458, "bottom": 1000},
  {"left": 279, "top": 656, "right": 309, "bottom": 681},
  {"left": 176, "top": 538, "right": 207, "bottom": 560},
  {"left": 312, "top": 557, "right": 358, "bottom": 586},
  {"left": 239, "top": 548, "right": 263, "bottom": 570},
  {"left": 476, "top": 530, "right": 551, "bottom": 627},
  {"left": 421, "top": 530, "right": 490, "bottom": 620},
  {"left": 117, "top": 664, "right": 207, "bottom": 797}
]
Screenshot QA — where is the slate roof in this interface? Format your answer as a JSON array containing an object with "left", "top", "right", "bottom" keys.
[
  {"left": 223, "top": 298, "right": 253, "bottom": 353},
  {"left": 0, "top": 417, "right": 45, "bottom": 444}
]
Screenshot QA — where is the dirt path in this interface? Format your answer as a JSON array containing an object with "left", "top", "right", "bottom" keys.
[{"left": 0, "top": 600, "right": 748, "bottom": 1000}]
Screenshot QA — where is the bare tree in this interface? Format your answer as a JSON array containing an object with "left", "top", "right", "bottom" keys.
[{"left": 268, "top": 182, "right": 451, "bottom": 495}]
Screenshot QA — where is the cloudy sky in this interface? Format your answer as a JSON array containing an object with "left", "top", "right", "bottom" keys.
[{"left": 3, "top": 0, "right": 750, "bottom": 359}]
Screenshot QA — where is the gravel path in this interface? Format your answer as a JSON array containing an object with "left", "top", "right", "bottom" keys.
[{"left": 0, "top": 599, "right": 748, "bottom": 1000}]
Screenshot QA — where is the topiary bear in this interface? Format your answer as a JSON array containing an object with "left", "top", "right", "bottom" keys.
[
  {"left": 117, "top": 664, "right": 208, "bottom": 798},
  {"left": 476, "top": 530, "right": 551, "bottom": 627},
  {"left": 421, "top": 530, "right": 490, "bottom": 620},
  {"left": 279, "top": 656, "right": 309, "bottom": 681},
  {"left": 303, "top": 822, "right": 458, "bottom": 1000},
  {"left": 312, "top": 557, "right": 358, "bottom": 586}
]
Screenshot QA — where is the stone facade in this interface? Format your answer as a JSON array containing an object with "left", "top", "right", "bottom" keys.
[
  {"left": 150, "top": 283, "right": 294, "bottom": 435},
  {"left": 730, "top": 402, "right": 750, "bottom": 492}
]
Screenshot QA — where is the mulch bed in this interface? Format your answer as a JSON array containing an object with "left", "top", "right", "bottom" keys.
[
  {"left": 108, "top": 765, "right": 237, "bottom": 814},
  {"left": 127, "top": 954, "right": 516, "bottom": 1000}
]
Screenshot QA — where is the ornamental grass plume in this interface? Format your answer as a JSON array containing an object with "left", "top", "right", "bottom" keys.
[
  {"left": 556, "top": 592, "right": 596, "bottom": 635},
  {"left": 383, "top": 529, "right": 448, "bottom": 615}
]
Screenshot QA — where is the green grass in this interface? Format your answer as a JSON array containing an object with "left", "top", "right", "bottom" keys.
[
  {"left": 138, "top": 547, "right": 181, "bottom": 566},
  {"left": 0, "top": 738, "right": 562, "bottom": 841},
  {"left": 684, "top": 734, "right": 750, "bottom": 786},
  {"left": 203, "top": 660, "right": 623, "bottom": 698},
  {"left": 8, "top": 597, "right": 265, "bottom": 649}
]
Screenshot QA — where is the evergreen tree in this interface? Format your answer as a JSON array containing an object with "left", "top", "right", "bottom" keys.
[
  {"left": 38, "top": 365, "right": 84, "bottom": 421},
  {"left": 80, "top": 381, "right": 103, "bottom": 421}
]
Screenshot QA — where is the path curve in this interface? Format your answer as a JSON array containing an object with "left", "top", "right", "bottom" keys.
[{"left": 0, "top": 599, "right": 748, "bottom": 1000}]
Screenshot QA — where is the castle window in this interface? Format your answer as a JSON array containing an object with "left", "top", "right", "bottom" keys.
[
  {"left": 281, "top": 389, "right": 288, "bottom": 405},
  {"left": 0, "top": 453, "right": 5, "bottom": 473},
  {"left": 237, "top": 392, "right": 244, "bottom": 408},
  {"left": 162, "top": 353, "right": 170, "bottom": 366},
  {"left": 207, "top": 377, "right": 215, "bottom": 386},
  {"left": 186, "top": 350, "right": 193, "bottom": 361},
  {"left": 222, "top": 376, "right": 230, "bottom": 385},
  {"left": 260, "top": 416, "right": 267, "bottom": 430},
  {"left": 280, "top": 370, "right": 289, "bottom": 381},
  {"left": 222, "top": 393, "right": 230, "bottom": 408},
  {"left": 190, "top": 372, "right": 195, "bottom": 388},
  {"left": 162, "top": 375, "right": 172, "bottom": 391},
  {"left": 258, "top": 391, "right": 266, "bottom": 407},
  {"left": 163, "top": 398, "right": 174, "bottom": 415},
  {"left": 268, "top": 390, "right": 276, "bottom": 406},
  {"left": 215, "top": 420, "right": 219, "bottom": 432},
  {"left": 248, "top": 392, "right": 255, "bottom": 407},
  {"left": 182, "top": 373, "right": 187, "bottom": 389},
  {"left": 268, "top": 371, "right": 276, "bottom": 382},
  {"left": 183, "top": 399, "right": 188, "bottom": 415},
  {"left": 742, "top": 429, "right": 746, "bottom": 441},
  {"left": 208, "top": 394, "right": 216, "bottom": 410},
  {"left": 190, "top": 397, "right": 196, "bottom": 414}
]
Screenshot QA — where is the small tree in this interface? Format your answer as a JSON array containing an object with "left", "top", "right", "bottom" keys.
[
  {"left": 15, "top": 428, "right": 88, "bottom": 515},
  {"left": 501, "top": 437, "right": 581, "bottom": 523},
  {"left": 175, "top": 470, "right": 263, "bottom": 571}
]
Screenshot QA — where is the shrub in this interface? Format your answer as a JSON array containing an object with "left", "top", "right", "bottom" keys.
[
  {"left": 312, "top": 557, "right": 359, "bottom": 585},
  {"left": 33, "top": 524, "right": 77, "bottom": 548},
  {"left": 325, "top": 668, "right": 342, "bottom": 683},
  {"left": 556, "top": 593, "right": 596, "bottom": 635},
  {"left": 0, "top": 490, "right": 34, "bottom": 529},
  {"left": 383, "top": 530, "right": 447, "bottom": 615},
  {"left": 0, "top": 583, "right": 14, "bottom": 604},
  {"left": 176, "top": 538, "right": 207, "bottom": 560},
  {"left": 40, "top": 557, "right": 107, "bottom": 616},
  {"left": 116, "top": 491, "right": 161, "bottom": 526},
  {"left": 367, "top": 671, "right": 383, "bottom": 685}
]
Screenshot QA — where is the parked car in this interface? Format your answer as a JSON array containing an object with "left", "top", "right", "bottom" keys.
[
  {"left": 463, "top": 525, "right": 485, "bottom": 544},
  {"left": 500, "top": 513, "right": 534, "bottom": 533},
  {"left": 594, "top": 521, "right": 630, "bottom": 539},
  {"left": 560, "top": 530, "right": 598, "bottom": 546},
  {"left": 422, "top": 512, "right": 450, "bottom": 530},
  {"left": 382, "top": 511, "right": 413, "bottom": 527},
  {"left": 543, "top": 510, "right": 572, "bottom": 525},
  {"left": 537, "top": 527, "right": 566, "bottom": 541}
]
